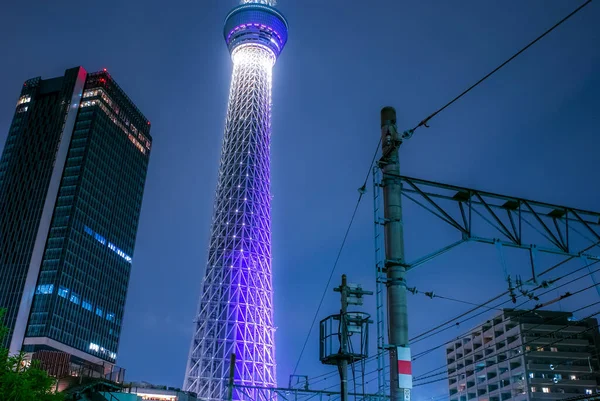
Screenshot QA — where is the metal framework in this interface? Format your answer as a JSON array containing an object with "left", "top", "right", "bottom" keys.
[
  {"left": 390, "top": 173, "right": 600, "bottom": 270},
  {"left": 183, "top": 2, "right": 288, "bottom": 399},
  {"left": 372, "top": 165, "right": 600, "bottom": 397}
]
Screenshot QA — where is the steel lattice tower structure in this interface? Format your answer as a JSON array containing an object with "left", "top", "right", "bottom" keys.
[{"left": 184, "top": 1, "right": 288, "bottom": 400}]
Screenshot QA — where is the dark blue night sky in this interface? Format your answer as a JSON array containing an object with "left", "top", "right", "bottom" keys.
[{"left": 1, "top": 0, "right": 599, "bottom": 398}]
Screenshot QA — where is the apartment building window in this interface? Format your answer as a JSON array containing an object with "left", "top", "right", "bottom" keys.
[
  {"left": 542, "top": 388, "right": 550, "bottom": 393},
  {"left": 550, "top": 347, "right": 558, "bottom": 352},
  {"left": 531, "top": 387, "right": 536, "bottom": 393},
  {"left": 586, "top": 390, "right": 593, "bottom": 395},
  {"left": 570, "top": 375, "right": 577, "bottom": 380}
]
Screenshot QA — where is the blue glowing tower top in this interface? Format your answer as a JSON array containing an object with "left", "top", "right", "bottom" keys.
[
  {"left": 224, "top": 2, "right": 288, "bottom": 58},
  {"left": 183, "top": 1, "right": 288, "bottom": 400}
]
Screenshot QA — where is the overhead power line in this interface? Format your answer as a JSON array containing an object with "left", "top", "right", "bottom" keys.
[
  {"left": 406, "top": 0, "right": 594, "bottom": 136},
  {"left": 410, "top": 246, "right": 600, "bottom": 346},
  {"left": 411, "top": 258, "right": 600, "bottom": 362},
  {"left": 294, "top": 0, "right": 595, "bottom": 384},
  {"left": 414, "top": 317, "right": 600, "bottom": 388},
  {"left": 413, "top": 297, "right": 600, "bottom": 382},
  {"left": 308, "top": 259, "right": 600, "bottom": 391},
  {"left": 291, "top": 139, "right": 381, "bottom": 377},
  {"left": 414, "top": 305, "right": 600, "bottom": 386}
]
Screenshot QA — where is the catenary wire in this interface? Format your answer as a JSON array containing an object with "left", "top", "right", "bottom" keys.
[
  {"left": 414, "top": 308, "right": 600, "bottom": 387},
  {"left": 296, "top": 0, "right": 595, "bottom": 385},
  {"left": 409, "top": 245, "right": 600, "bottom": 345},
  {"left": 292, "top": 139, "right": 382, "bottom": 377},
  {"left": 411, "top": 259, "right": 600, "bottom": 364},
  {"left": 413, "top": 317, "right": 600, "bottom": 388},
  {"left": 308, "top": 251, "right": 600, "bottom": 388},
  {"left": 406, "top": 0, "right": 594, "bottom": 136},
  {"left": 413, "top": 299, "right": 600, "bottom": 383}
]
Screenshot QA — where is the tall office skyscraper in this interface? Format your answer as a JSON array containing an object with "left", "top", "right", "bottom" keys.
[
  {"left": 0, "top": 67, "right": 152, "bottom": 373},
  {"left": 183, "top": 0, "right": 288, "bottom": 399}
]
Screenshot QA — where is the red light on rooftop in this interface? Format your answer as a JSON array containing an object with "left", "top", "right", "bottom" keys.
[
  {"left": 99, "top": 78, "right": 106, "bottom": 83},
  {"left": 147, "top": 121, "right": 151, "bottom": 125},
  {"left": 103, "top": 68, "right": 107, "bottom": 72}
]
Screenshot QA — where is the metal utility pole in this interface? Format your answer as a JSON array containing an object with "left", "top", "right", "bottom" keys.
[
  {"left": 320, "top": 275, "right": 372, "bottom": 401},
  {"left": 380, "top": 107, "right": 411, "bottom": 401},
  {"left": 338, "top": 275, "right": 350, "bottom": 401}
]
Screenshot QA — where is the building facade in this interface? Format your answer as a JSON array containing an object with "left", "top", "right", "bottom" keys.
[
  {"left": 182, "top": 0, "right": 288, "bottom": 399},
  {"left": 0, "top": 66, "right": 152, "bottom": 373},
  {"left": 446, "top": 309, "right": 600, "bottom": 401}
]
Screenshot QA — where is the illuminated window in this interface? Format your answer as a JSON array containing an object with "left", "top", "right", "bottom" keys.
[
  {"left": 94, "top": 233, "right": 106, "bottom": 245},
  {"left": 531, "top": 387, "right": 536, "bottom": 393},
  {"left": 536, "top": 347, "right": 544, "bottom": 352},
  {"left": 81, "top": 88, "right": 148, "bottom": 155},
  {"left": 542, "top": 387, "right": 549, "bottom": 393},
  {"left": 58, "top": 286, "right": 69, "bottom": 298},
  {"left": 550, "top": 347, "right": 558, "bottom": 352},
  {"left": 106, "top": 313, "right": 115, "bottom": 322},
  {"left": 96, "top": 307, "right": 104, "bottom": 318},
  {"left": 586, "top": 390, "right": 593, "bottom": 395},
  {"left": 529, "top": 373, "right": 534, "bottom": 379},
  {"left": 525, "top": 346, "right": 531, "bottom": 351},
  {"left": 82, "top": 300, "right": 93, "bottom": 311},
  {"left": 84, "top": 225, "right": 93, "bottom": 235},
  {"left": 570, "top": 375, "right": 577, "bottom": 380},
  {"left": 35, "top": 284, "right": 54, "bottom": 295},
  {"left": 108, "top": 242, "right": 132, "bottom": 263},
  {"left": 69, "top": 292, "right": 80, "bottom": 305},
  {"left": 89, "top": 343, "right": 100, "bottom": 352},
  {"left": 16, "top": 95, "right": 31, "bottom": 106}
]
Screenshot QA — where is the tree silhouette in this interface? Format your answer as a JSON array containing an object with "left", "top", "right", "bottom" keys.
[{"left": 0, "top": 309, "right": 64, "bottom": 401}]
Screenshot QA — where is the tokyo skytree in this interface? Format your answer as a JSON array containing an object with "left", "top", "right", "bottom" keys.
[{"left": 183, "top": 0, "right": 288, "bottom": 400}]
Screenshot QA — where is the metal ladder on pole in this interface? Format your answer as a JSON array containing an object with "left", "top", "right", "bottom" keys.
[{"left": 372, "top": 164, "right": 389, "bottom": 398}]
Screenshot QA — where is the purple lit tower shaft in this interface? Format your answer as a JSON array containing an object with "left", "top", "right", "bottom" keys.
[{"left": 184, "top": 1, "right": 288, "bottom": 400}]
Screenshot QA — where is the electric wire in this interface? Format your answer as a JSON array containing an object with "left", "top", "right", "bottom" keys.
[
  {"left": 307, "top": 256, "right": 600, "bottom": 389},
  {"left": 412, "top": 257, "right": 600, "bottom": 362},
  {"left": 413, "top": 315, "right": 600, "bottom": 387},
  {"left": 414, "top": 314, "right": 600, "bottom": 387},
  {"left": 292, "top": 139, "right": 382, "bottom": 377},
  {"left": 412, "top": 293, "right": 600, "bottom": 382},
  {"left": 412, "top": 289, "right": 505, "bottom": 311},
  {"left": 405, "top": 0, "right": 594, "bottom": 136},
  {"left": 411, "top": 259, "right": 600, "bottom": 370},
  {"left": 382, "top": 0, "right": 599, "bottom": 351},
  {"left": 413, "top": 301, "right": 600, "bottom": 384},
  {"left": 409, "top": 247, "right": 600, "bottom": 346},
  {"left": 296, "top": 0, "right": 596, "bottom": 386}
]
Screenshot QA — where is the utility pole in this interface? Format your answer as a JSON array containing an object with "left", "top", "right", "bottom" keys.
[
  {"left": 380, "top": 107, "right": 411, "bottom": 401},
  {"left": 320, "top": 275, "right": 372, "bottom": 401},
  {"left": 337, "top": 274, "right": 350, "bottom": 401}
]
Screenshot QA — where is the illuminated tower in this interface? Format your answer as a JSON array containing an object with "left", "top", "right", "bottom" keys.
[{"left": 183, "top": 0, "right": 288, "bottom": 399}]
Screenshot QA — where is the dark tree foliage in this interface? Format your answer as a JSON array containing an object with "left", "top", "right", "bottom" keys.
[{"left": 0, "top": 309, "right": 64, "bottom": 401}]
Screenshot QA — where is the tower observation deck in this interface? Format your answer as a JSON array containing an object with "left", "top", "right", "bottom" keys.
[{"left": 183, "top": 1, "right": 288, "bottom": 400}]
